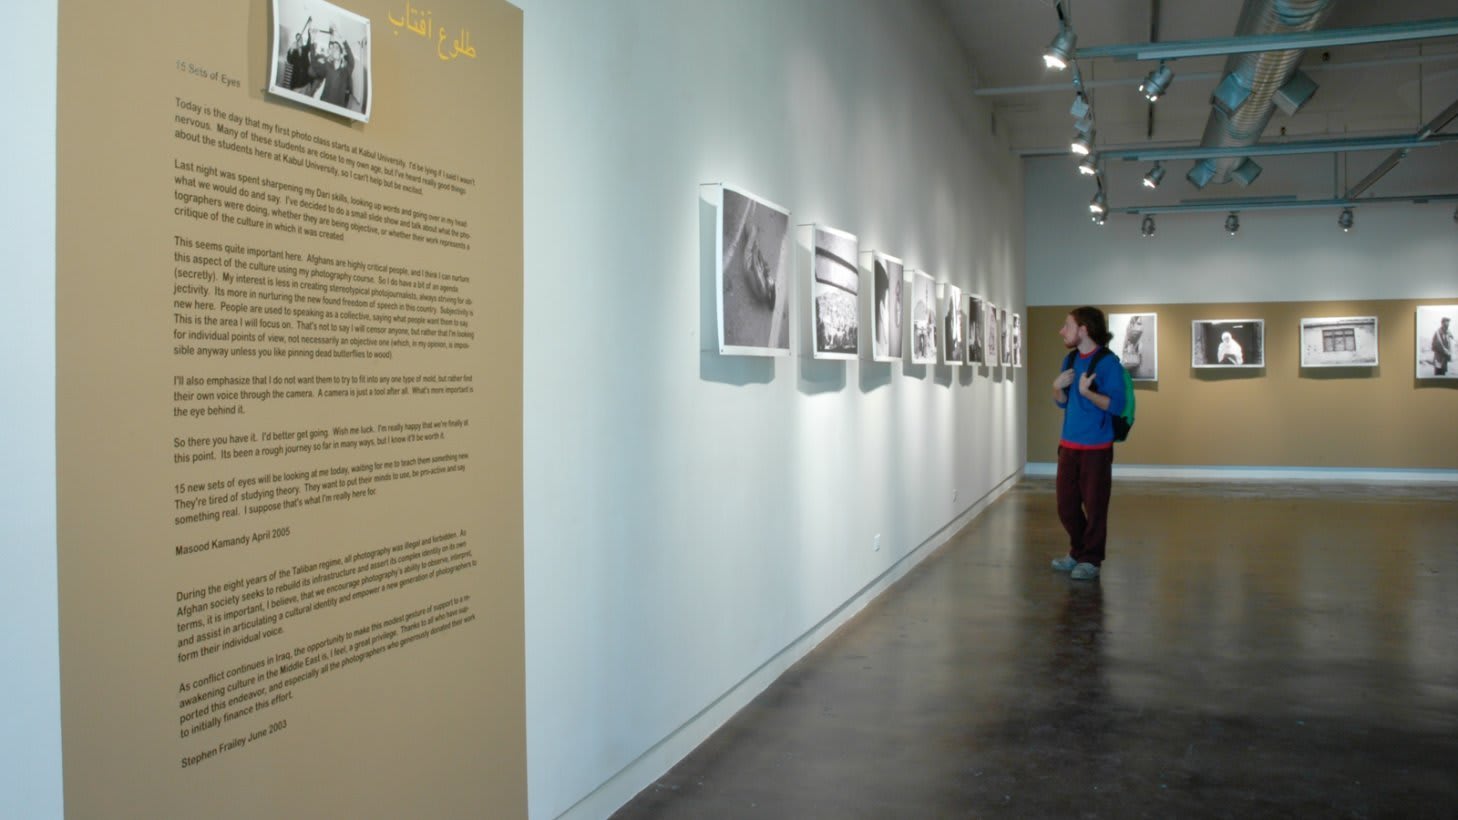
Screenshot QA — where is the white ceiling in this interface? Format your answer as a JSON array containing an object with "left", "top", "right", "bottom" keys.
[{"left": 938, "top": 0, "right": 1458, "bottom": 206}]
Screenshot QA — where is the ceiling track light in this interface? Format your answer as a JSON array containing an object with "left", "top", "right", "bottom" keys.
[
  {"left": 1089, "top": 190, "right": 1107, "bottom": 215},
  {"left": 1071, "top": 129, "right": 1095, "bottom": 156},
  {"left": 1078, "top": 154, "right": 1098, "bottom": 175},
  {"left": 1142, "top": 162, "right": 1166, "bottom": 189},
  {"left": 1044, "top": 27, "right": 1077, "bottom": 71},
  {"left": 1140, "top": 214, "right": 1156, "bottom": 238},
  {"left": 1224, "top": 212, "right": 1240, "bottom": 236},
  {"left": 1090, "top": 211, "right": 1107, "bottom": 226},
  {"left": 1139, "top": 62, "right": 1174, "bottom": 103},
  {"left": 1338, "top": 207, "right": 1354, "bottom": 232}
]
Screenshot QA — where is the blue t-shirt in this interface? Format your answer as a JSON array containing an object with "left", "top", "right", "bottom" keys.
[{"left": 1056, "top": 348, "right": 1127, "bottom": 449}]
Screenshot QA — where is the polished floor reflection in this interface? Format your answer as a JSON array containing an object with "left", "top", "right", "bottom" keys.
[{"left": 615, "top": 479, "right": 1458, "bottom": 818}]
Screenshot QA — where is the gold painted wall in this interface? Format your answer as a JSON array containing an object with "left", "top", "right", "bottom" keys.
[
  {"left": 57, "top": 0, "right": 524, "bottom": 815},
  {"left": 1028, "top": 301, "right": 1458, "bottom": 469}
]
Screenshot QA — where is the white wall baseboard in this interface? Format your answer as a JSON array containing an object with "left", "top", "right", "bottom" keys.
[
  {"left": 555, "top": 470, "right": 1024, "bottom": 820},
  {"left": 1024, "top": 462, "right": 1458, "bottom": 483}
]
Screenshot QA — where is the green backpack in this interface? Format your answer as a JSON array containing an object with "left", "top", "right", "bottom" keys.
[{"left": 1063, "top": 347, "right": 1136, "bottom": 442}]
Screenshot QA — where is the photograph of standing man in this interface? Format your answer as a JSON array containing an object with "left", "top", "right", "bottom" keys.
[
  {"left": 1050, "top": 307, "right": 1126, "bottom": 581},
  {"left": 1434, "top": 316, "right": 1453, "bottom": 376}
]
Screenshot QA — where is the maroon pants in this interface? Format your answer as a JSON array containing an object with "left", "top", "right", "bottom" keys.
[{"left": 1056, "top": 446, "right": 1114, "bottom": 566}]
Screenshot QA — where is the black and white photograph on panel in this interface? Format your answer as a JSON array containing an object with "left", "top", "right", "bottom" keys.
[
  {"left": 1300, "top": 316, "right": 1378, "bottom": 368},
  {"left": 967, "top": 295, "right": 986, "bottom": 364},
  {"left": 863, "top": 252, "right": 898, "bottom": 360},
  {"left": 985, "top": 301, "right": 1000, "bottom": 367},
  {"left": 909, "top": 270, "right": 937, "bottom": 365},
  {"left": 811, "top": 226, "right": 859, "bottom": 359},
  {"left": 1011, "top": 313, "right": 1022, "bottom": 367},
  {"left": 269, "top": 0, "right": 373, "bottom": 122},
  {"left": 999, "top": 307, "right": 1011, "bottom": 366},
  {"left": 1416, "top": 305, "right": 1457, "bottom": 378},
  {"left": 941, "top": 283, "right": 964, "bottom": 366},
  {"left": 1110, "top": 312, "right": 1158, "bottom": 380},
  {"left": 1192, "top": 319, "right": 1265, "bottom": 368},
  {"left": 717, "top": 185, "right": 791, "bottom": 355},
  {"left": 871, "top": 252, "right": 904, "bottom": 362}
]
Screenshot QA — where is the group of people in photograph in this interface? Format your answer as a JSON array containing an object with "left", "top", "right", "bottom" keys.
[{"left": 280, "top": 21, "right": 362, "bottom": 109}]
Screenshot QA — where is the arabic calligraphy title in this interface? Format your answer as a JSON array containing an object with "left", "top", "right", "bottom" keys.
[{"left": 388, "top": 2, "right": 477, "bottom": 61}]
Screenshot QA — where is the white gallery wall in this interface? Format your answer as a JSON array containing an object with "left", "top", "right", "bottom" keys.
[
  {"left": 0, "top": 0, "right": 62, "bottom": 816},
  {"left": 518, "top": 1, "right": 1025, "bottom": 818},
  {"left": 1025, "top": 153, "right": 1458, "bottom": 306}
]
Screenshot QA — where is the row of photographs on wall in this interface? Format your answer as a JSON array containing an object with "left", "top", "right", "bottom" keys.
[
  {"left": 715, "top": 183, "right": 1022, "bottom": 367},
  {"left": 1107, "top": 306, "right": 1457, "bottom": 380}
]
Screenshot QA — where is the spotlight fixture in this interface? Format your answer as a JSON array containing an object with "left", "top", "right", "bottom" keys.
[
  {"left": 1070, "top": 129, "right": 1095, "bottom": 156},
  {"left": 1224, "top": 212, "right": 1240, "bottom": 236},
  {"left": 1140, "top": 215, "right": 1156, "bottom": 238},
  {"left": 1089, "top": 190, "right": 1107, "bottom": 215},
  {"left": 1139, "top": 63, "right": 1174, "bottom": 102},
  {"left": 1078, "top": 154, "right": 1098, "bottom": 176},
  {"left": 1044, "top": 28, "right": 1077, "bottom": 71},
  {"left": 1338, "top": 207, "right": 1354, "bottom": 232},
  {"left": 1090, "top": 211, "right": 1107, "bottom": 226},
  {"left": 1142, "top": 163, "right": 1166, "bottom": 189}
]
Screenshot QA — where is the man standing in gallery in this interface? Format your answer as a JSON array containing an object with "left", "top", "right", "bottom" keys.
[
  {"left": 1434, "top": 316, "right": 1453, "bottom": 376},
  {"left": 1050, "top": 307, "right": 1127, "bottom": 581}
]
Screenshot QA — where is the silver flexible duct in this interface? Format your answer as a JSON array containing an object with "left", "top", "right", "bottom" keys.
[{"left": 1189, "top": 0, "right": 1335, "bottom": 187}]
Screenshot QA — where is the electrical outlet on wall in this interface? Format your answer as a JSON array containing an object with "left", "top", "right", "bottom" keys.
[{"left": 873, "top": 533, "right": 881, "bottom": 551}]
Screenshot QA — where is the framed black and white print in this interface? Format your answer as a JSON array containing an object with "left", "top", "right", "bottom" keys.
[
  {"left": 1416, "top": 305, "right": 1457, "bottom": 379},
  {"left": 941, "top": 283, "right": 964, "bottom": 366},
  {"left": 908, "top": 270, "right": 937, "bottom": 365},
  {"left": 715, "top": 184, "right": 791, "bottom": 356},
  {"left": 1110, "top": 312, "right": 1158, "bottom": 380},
  {"left": 985, "top": 301, "right": 1000, "bottom": 367},
  {"left": 998, "top": 307, "right": 1011, "bottom": 366},
  {"left": 807, "top": 225, "right": 859, "bottom": 360},
  {"left": 1300, "top": 316, "right": 1378, "bottom": 368},
  {"left": 269, "top": 0, "right": 373, "bottom": 122},
  {"left": 966, "top": 295, "right": 986, "bottom": 365},
  {"left": 1011, "top": 313, "right": 1022, "bottom": 368},
  {"left": 1192, "top": 319, "right": 1264, "bottom": 368},
  {"left": 870, "top": 252, "right": 904, "bottom": 362}
]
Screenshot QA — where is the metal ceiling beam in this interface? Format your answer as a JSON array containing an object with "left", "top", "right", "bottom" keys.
[
  {"left": 1116, "top": 192, "right": 1458, "bottom": 215},
  {"left": 973, "top": 52, "right": 1458, "bottom": 96},
  {"left": 1098, "top": 132, "right": 1458, "bottom": 162},
  {"left": 1344, "top": 96, "right": 1458, "bottom": 199},
  {"left": 1075, "top": 17, "right": 1458, "bottom": 62}
]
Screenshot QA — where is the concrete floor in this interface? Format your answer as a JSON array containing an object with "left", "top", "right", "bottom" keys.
[{"left": 614, "top": 479, "right": 1458, "bottom": 818}]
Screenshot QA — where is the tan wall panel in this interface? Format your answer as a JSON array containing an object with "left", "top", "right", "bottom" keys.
[
  {"left": 57, "top": 0, "right": 524, "bottom": 816},
  {"left": 1028, "top": 301, "right": 1458, "bottom": 469}
]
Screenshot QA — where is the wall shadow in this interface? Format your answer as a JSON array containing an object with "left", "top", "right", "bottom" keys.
[
  {"left": 798, "top": 356, "right": 847, "bottom": 395},
  {"left": 1192, "top": 367, "right": 1265, "bottom": 381},
  {"left": 1300, "top": 365, "right": 1379, "bottom": 381},
  {"left": 859, "top": 360, "right": 893, "bottom": 393}
]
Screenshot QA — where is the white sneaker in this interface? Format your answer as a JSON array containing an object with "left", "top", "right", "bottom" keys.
[
  {"left": 1051, "top": 555, "right": 1077, "bottom": 572},
  {"left": 1070, "top": 562, "right": 1100, "bottom": 581}
]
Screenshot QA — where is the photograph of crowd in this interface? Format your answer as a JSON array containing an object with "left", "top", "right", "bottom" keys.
[{"left": 811, "top": 226, "right": 859, "bottom": 360}]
